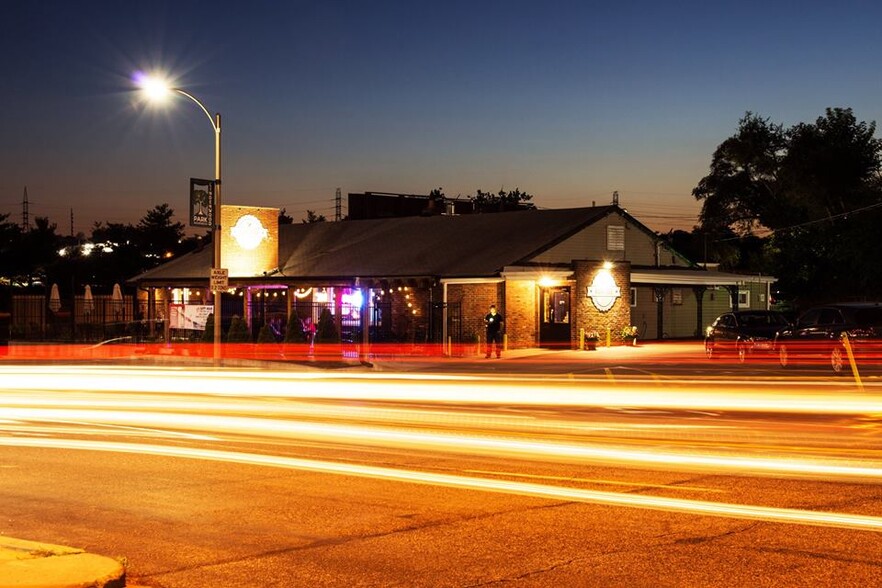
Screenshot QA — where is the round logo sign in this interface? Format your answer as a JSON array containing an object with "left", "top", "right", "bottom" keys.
[
  {"left": 230, "top": 214, "right": 269, "bottom": 250},
  {"left": 587, "top": 271, "right": 621, "bottom": 312}
]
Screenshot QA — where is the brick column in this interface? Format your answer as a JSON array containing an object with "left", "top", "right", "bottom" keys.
[{"left": 573, "top": 261, "right": 632, "bottom": 348}]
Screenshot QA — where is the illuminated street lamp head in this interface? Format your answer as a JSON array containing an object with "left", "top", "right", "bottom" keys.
[{"left": 134, "top": 72, "right": 173, "bottom": 102}]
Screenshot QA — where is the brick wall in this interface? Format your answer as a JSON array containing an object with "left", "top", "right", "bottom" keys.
[
  {"left": 573, "top": 260, "right": 632, "bottom": 347},
  {"left": 447, "top": 282, "right": 503, "bottom": 345},
  {"left": 220, "top": 205, "right": 279, "bottom": 277},
  {"left": 504, "top": 280, "right": 537, "bottom": 349}
]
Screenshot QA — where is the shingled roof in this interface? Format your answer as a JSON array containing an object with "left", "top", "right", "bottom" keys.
[{"left": 131, "top": 206, "right": 618, "bottom": 283}]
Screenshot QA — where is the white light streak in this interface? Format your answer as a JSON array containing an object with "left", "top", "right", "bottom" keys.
[{"left": 1, "top": 436, "right": 880, "bottom": 533}]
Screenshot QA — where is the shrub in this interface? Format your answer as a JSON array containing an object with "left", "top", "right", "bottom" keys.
[
  {"left": 315, "top": 308, "right": 339, "bottom": 343},
  {"left": 226, "top": 316, "right": 251, "bottom": 343}
]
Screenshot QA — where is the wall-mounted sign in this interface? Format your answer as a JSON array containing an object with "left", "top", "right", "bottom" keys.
[
  {"left": 189, "top": 178, "right": 215, "bottom": 227},
  {"left": 220, "top": 205, "right": 279, "bottom": 277},
  {"left": 587, "top": 269, "right": 621, "bottom": 312}
]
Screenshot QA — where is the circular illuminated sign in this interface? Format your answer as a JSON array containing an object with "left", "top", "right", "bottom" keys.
[
  {"left": 230, "top": 214, "right": 269, "bottom": 250},
  {"left": 587, "top": 270, "right": 621, "bottom": 312}
]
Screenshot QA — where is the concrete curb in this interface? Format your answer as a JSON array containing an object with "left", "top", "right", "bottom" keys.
[{"left": 0, "top": 536, "right": 125, "bottom": 588}]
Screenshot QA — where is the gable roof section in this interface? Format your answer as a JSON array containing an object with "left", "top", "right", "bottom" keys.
[
  {"left": 277, "top": 206, "right": 613, "bottom": 279},
  {"left": 131, "top": 206, "right": 616, "bottom": 283}
]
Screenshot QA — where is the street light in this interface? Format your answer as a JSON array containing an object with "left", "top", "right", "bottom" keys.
[{"left": 136, "top": 73, "right": 223, "bottom": 361}]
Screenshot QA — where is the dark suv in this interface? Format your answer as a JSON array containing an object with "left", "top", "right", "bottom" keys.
[
  {"left": 775, "top": 303, "right": 882, "bottom": 373},
  {"left": 705, "top": 310, "right": 791, "bottom": 363}
]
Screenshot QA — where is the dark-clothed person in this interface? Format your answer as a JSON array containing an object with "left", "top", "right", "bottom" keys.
[{"left": 484, "top": 304, "right": 504, "bottom": 358}]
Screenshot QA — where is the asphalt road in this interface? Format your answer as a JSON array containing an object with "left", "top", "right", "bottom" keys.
[{"left": 0, "top": 347, "right": 881, "bottom": 587}]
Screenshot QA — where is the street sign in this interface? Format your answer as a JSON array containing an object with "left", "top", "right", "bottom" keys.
[{"left": 210, "top": 268, "right": 229, "bottom": 292}]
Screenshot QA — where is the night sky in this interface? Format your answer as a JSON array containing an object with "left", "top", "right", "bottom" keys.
[{"left": 3, "top": 0, "right": 882, "bottom": 235}]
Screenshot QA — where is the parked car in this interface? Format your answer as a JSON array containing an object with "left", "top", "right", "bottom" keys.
[
  {"left": 705, "top": 310, "right": 791, "bottom": 363},
  {"left": 775, "top": 302, "right": 882, "bottom": 373}
]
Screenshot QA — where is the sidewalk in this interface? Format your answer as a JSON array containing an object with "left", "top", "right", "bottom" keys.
[{"left": 0, "top": 536, "right": 125, "bottom": 588}]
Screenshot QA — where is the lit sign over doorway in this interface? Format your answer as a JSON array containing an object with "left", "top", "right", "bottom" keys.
[{"left": 587, "top": 264, "right": 621, "bottom": 312}]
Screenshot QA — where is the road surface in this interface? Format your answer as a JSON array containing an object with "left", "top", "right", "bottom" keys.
[{"left": 0, "top": 355, "right": 881, "bottom": 586}]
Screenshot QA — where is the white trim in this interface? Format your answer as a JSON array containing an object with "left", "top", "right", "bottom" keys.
[
  {"left": 631, "top": 269, "right": 776, "bottom": 286},
  {"left": 439, "top": 277, "right": 505, "bottom": 285},
  {"left": 499, "top": 267, "right": 573, "bottom": 281}
]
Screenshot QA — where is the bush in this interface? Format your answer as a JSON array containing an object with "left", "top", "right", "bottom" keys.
[
  {"left": 201, "top": 313, "right": 215, "bottom": 343},
  {"left": 315, "top": 308, "right": 339, "bottom": 343},
  {"left": 226, "top": 316, "right": 251, "bottom": 343},
  {"left": 284, "top": 315, "right": 306, "bottom": 343},
  {"left": 256, "top": 322, "right": 276, "bottom": 344}
]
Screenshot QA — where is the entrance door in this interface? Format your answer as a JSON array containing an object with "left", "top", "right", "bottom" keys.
[{"left": 539, "top": 286, "right": 571, "bottom": 348}]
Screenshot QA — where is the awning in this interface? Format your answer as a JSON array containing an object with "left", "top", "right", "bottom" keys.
[{"left": 631, "top": 269, "right": 776, "bottom": 286}]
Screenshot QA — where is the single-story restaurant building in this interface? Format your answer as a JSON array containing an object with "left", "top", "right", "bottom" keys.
[{"left": 131, "top": 203, "right": 775, "bottom": 353}]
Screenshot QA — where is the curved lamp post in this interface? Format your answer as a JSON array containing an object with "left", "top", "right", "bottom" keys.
[{"left": 138, "top": 75, "right": 223, "bottom": 360}]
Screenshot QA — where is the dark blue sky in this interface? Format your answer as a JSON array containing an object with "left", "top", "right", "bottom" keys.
[{"left": 3, "top": 0, "right": 881, "bottom": 234}]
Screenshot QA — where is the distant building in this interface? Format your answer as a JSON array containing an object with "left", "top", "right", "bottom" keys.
[{"left": 347, "top": 191, "right": 474, "bottom": 220}]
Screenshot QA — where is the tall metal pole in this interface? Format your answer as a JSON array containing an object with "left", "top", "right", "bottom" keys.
[
  {"left": 213, "top": 113, "right": 222, "bottom": 361},
  {"left": 166, "top": 89, "right": 223, "bottom": 361}
]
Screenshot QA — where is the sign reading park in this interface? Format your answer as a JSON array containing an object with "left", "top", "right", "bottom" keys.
[{"left": 189, "top": 178, "right": 215, "bottom": 227}]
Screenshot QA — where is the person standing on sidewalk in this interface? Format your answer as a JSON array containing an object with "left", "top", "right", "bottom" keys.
[{"left": 484, "top": 304, "right": 504, "bottom": 358}]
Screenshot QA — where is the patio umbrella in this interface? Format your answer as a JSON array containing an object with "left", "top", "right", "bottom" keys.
[
  {"left": 111, "top": 283, "right": 123, "bottom": 320},
  {"left": 48, "top": 284, "right": 61, "bottom": 313},
  {"left": 83, "top": 285, "right": 94, "bottom": 316}
]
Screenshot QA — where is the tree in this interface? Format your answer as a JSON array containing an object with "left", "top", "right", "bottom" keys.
[
  {"left": 692, "top": 112, "right": 786, "bottom": 234},
  {"left": 137, "top": 204, "right": 185, "bottom": 262},
  {"left": 279, "top": 208, "right": 294, "bottom": 225},
  {"left": 471, "top": 188, "right": 535, "bottom": 213},
  {"left": 0, "top": 213, "right": 22, "bottom": 282},
  {"left": 21, "top": 217, "right": 61, "bottom": 287},
  {"left": 693, "top": 108, "right": 882, "bottom": 303},
  {"left": 302, "top": 210, "right": 326, "bottom": 223}
]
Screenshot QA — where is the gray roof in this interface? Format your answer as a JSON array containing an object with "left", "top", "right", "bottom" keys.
[{"left": 132, "top": 206, "right": 618, "bottom": 284}]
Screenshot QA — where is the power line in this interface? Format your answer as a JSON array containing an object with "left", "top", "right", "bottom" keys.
[{"left": 714, "top": 200, "right": 882, "bottom": 242}]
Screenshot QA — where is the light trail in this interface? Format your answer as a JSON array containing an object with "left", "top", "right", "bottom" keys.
[
  {"left": 3, "top": 364, "right": 882, "bottom": 534},
  {"left": 3, "top": 406, "right": 881, "bottom": 482},
  {"left": 2, "top": 436, "right": 881, "bottom": 533},
  {"left": 1, "top": 365, "right": 882, "bottom": 414}
]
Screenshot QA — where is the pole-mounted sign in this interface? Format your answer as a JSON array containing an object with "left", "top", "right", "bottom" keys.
[{"left": 189, "top": 178, "right": 215, "bottom": 227}]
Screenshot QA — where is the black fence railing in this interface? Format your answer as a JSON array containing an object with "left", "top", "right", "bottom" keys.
[{"left": 5, "top": 292, "right": 464, "bottom": 354}]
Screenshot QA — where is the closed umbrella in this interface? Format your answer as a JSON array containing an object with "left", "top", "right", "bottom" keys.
[
  {"left": 83, "top": 285, "right": 94, "bottom": 316},
  {"left": 111, "top": 283, "right": 123, "bottom": 320},
  {"left": 48, "top": 284, "right": 61, "bottom": 313}
]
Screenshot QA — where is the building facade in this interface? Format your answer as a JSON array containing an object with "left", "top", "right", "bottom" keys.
[{"left": 131, "top": 204, "right": 775, "bottom": 353}]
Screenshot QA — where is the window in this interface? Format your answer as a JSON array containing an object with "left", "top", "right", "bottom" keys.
[
  {"left": 817, "top": 308, "right": 843, "bottom": 325},
  {"left": 607, "top": 225, "right": 625, "bottom": 251},
  {"left": 672, "top": 288, "right": 683, "bottom": 305},
  {"left": 630, "top": 287, "right": 637, "bottom": 307},
  {"left": 738, "top": 290, "right": 750, "bottom": 308}
]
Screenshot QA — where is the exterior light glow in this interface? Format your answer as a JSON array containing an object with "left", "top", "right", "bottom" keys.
[
  {"left": 136, "top": 73, "right": 173, "bottom": 102},
  {"left": 538, "top": 276, "right": 556, "bottom": 288},
  {"left": 603, "top": 261, "right": 614, "bottom": 270}
]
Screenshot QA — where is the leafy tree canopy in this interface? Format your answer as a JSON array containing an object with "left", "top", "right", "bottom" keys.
[
  {"left": 302, "top": 210, "right": 326, "bottom": 223},
  {"left": 471, "top": 188, "right": 535, "bottom": 213},
  {"left": 693, "top": 107, "right": 882, "bottom": 303}
]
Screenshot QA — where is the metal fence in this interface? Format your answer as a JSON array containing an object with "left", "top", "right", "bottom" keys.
[
  {"left": 5, "top": 290, "right": 463, "bottom": 353},
  {"left": 9, "top": 293, "right": 159, "bottom": 343}
]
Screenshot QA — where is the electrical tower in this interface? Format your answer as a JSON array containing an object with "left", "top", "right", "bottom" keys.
[
  {"left": 21, "top": 186, "right": 29, "bottom": 231},
  {"left": 335, "top": 187, "right": 342, "bottom": 221}
]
